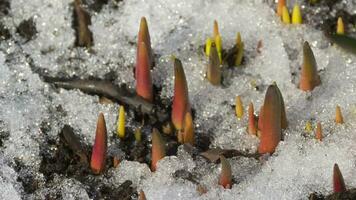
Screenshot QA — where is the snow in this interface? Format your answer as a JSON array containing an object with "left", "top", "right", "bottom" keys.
[{"left": 1, "top": 0, "right": 356, "bottom": 199}]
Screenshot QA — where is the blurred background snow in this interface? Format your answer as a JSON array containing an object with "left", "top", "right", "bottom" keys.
[{"left": 1, "top": 0, "right": 356, "bottom": 199}]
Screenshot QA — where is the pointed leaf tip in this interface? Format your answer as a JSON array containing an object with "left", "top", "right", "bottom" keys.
[
  {"left": 90, "top": 113, "right": 108, "bottom": 174},
  {"left": 315, "top": 122, "right": 323, "bottom": 141},
  {"left": 117, "top": 106, "right": 125, "bottom": 139},
  {"left": 299, "top": 41, "right": 321, "bottom": 91},
  {"left": 292, "top": 3, "right": 302, "bottom": 24},
  {"left": 213, "top": 20, "right": 219, "bottom": 38},
  {"left": 172, "top": 58, "right": 190, "bottom": 130},
  {"left": 235, "top": 32, "right": 244, "bottom": 66},
  {"left": 151, "top": 128, "right": 166, "bottom": 172},
  {"left": 235, "top": 95, "right": 244, "bottom": 119},
  {"left": 282, "top": 6, "right": 291, "bottom": 24},
  {"left": 337, "top": 17, "right": 345, "bottom": 35},
  {"left": 333, "top": 163, "right": 346, "bottom": 193},
  {"left": 138, "top": 17, "right": 152, "bottom": 64},
  {"left": 335, "top": 105, "right": 344, "bottom": 124},
  {"left": 258, "top": 85, "right": 282, "bottom": 154},
  {"left": 219, "top": 156, "right": 232, "bottom": 189}
]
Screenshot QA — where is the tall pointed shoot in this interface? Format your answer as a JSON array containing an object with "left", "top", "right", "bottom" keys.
[
  {"left": 137, "top": 17, "right": 152, "bottom": 64},
  {"left": 282, "top": 6, "right": 291, "bottom": 24},
  {"left": 117, "top": 105, "right": 125, "bottom": 139},
  {"left": 235, "top": 95, "right": 244, "bottom": 119},
  {"left": 219, "top": 156, "right": 232, "bottom": 189},
  {"left": 258, "top": 85, "right": 282, "bottom": 154},
  {"left": 333, "top": 163, "right": 346, "bottom": 193},
  {"left": 337, "top": 17, "right": 344, "bottom": 35},
  {"left": 299, "top": 41, "right": 321, "bottom": 91},
  {"left": 335, "top": 105, "right": 344, "bottom": 124},
  {"left": 90, "top": 113, "right": 108, "bottom": 174},
  {"left": 172, "top": 58, "right": 190, "bottom": 130},
  {"left": 291, "top": 3, "right": 302, "bottom": 24},
  {"left": 235, "top": 32, "right": 244, "bottom": 66},
  {"left": 136, "top": 42, "right": 153, "bottom": 101}
]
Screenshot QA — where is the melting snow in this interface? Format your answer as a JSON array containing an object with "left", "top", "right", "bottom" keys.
[{"left": 1, "top": 0, "right": 356, "bottom": 199}]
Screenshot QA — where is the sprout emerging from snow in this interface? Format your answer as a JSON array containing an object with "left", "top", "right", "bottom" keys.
[
  {"left": 258, "top": 84, "right": 285, "bottom": 154},
  {"left": 90, "top": 113, "right": 108, "bottom": 174},
  {"left": 172, "top": 58, "right": 191, "bottom": 131},
  {"left": 337, "top": 17, "right": 345, "bottom": 35},
  {"left": 282, "top": 6, "right": 291, "bottom": 24},
  {"left": 291, "top": 4, "right": 302, "bottom": 24},
  {"left": 235, "top": 95, "right": 244, "bottom": 120},
  {"left": 335, "top": 105, "right": 344, "bottom": 124},
  {"left": 136, "top": 42, "right": 153, "bottom": 102},
  {"left": 235, "top": 32, "right": 244, "bottom": 66},
  {"left": 117, "top": 105, "right": 126, "bottom": 139},
  {"left": 333, "top": 163, "right": 346, "bottom": 193},
  {"left": 219, "top": 156, "right": 232, "bottom": 189},
  {"left": 299, "top": 41, "right": 321, "bottom": 91},
  {"left": 315, "top": 122, "right": 323, "bottom": 141}
]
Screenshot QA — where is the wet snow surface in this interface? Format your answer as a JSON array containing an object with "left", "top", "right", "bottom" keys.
[{"left": 1, "top": 0, "right": 356, "bottom": 199}]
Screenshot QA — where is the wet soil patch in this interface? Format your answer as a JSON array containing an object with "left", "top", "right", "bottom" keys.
[
  {"left": 38, "top": 124, "right": 137, "bottom": 199},
  {"left": 309, "top": 188, "right": 356, "bottom": 200},
  {"left": 16, "top": 18, "right": 37, "bottom": 41}
]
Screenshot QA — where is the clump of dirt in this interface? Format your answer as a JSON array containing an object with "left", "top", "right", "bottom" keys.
[
  {"left": 16, "top": 18, "right": 37, "bottom": 41},
  {"left": 309, "top": 188, "right": 356, "bottom": 200},
  {"left": 38, "top": 124, "right": 137, "bottom": 199},
  {"left": 0, "top": 0, "right": 10, "bottom": 15}
]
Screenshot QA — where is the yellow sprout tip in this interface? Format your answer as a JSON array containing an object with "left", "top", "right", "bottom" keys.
[
  {"left": 282, "top": 6, "right": 291, "bottom": 24},
  {"left": 235, "top": 96, "right": 244, "bottom": 119},
  {"left": 292, "top": 4, "right": 302, "bottom": 24},
  {"left": 337, "top": 17, "right": 345, "bottom": 35},
  {"left": 305, "top": 121, "right": 313, "bottom": 133},
  {"left": 117, "top": 105, "right": 126, "bottom": 139}
]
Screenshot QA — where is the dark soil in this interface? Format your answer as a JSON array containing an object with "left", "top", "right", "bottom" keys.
[{"left": 16, "top": 18, "right": 37, "bottom": 41}]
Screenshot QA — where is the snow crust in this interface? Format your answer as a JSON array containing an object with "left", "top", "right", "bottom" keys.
[{"left": 1, "top": 0, "right": 356, "bottom": 199}]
